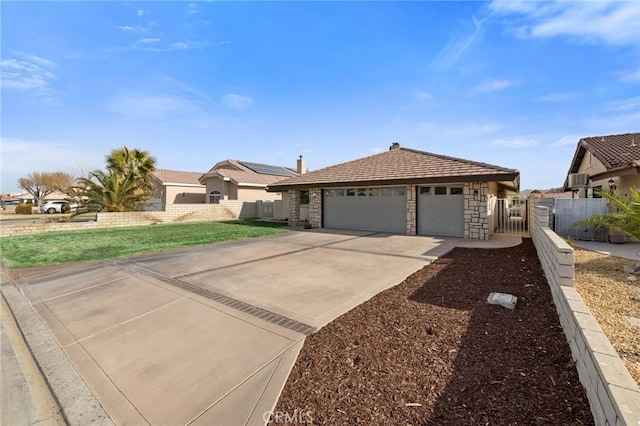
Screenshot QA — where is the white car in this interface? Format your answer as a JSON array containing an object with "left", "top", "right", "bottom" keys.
[{"left": 39, "top": 201, "right": 78, "bottom": 214}]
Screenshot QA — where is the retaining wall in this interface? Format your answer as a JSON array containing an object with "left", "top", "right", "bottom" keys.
[
  {"left": 0, "top": 201, "right": 257, "bottom": 237},
  {"left": 530, "top": 206, "right": 640, "bottom": 426}
]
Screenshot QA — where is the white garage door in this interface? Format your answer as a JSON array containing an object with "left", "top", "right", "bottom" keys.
[
  {"left": 324, "top": 187, "right": 406, "bottom": 233},
  {"left": 418, "top": 186, "right": 464, "bottom": 237}
]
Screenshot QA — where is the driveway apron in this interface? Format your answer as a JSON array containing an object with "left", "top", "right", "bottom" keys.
[{"left": 5, "top": 229, "right": 521, "bottom": 425}]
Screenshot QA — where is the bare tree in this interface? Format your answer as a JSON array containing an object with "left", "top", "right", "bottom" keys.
[{"left": 17, "top": 171, "right": 75, "bottom": 206}]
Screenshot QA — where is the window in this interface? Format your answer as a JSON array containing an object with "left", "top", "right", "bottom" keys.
[
  {"left": 592, "top": 186, "right": 602, "bottom": 198},
  {"left": 435, "top": 186, "right": 447, "bottom": 195},
  {"left": 300, "top": 190, "right": 310, "bottom": 205},
  {"left": 450, "top": 186, "right": 463, "bottom": 195},
  {"left": 346, "top": 189, "right": 356, "bottom": 197},
  {"left": 380, "top": 188, "right": 392, "bottom": 196},
  {"left": 209, "top": 191, "right": 222, "bottom": 204},
  {"left": 369, "top": 188, "right": 379, "bottom": 197},
  {"left": 357, "top": 188, "right": 367, "bottom": 196},
  {"left": 394, "top": 187, "right": 405, "bottom": 196},
  {"left": 335, "top": 189, "right": 345, "bottom": 197},
  {"left": 420, "top": 187, "right": 431, "bottom": 195},
  {"left": 325, "top": 190, "right": 334, "bottom": 197}
]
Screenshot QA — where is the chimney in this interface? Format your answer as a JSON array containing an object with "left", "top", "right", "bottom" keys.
[
  {"left": 296, "top": 155, "right": 306, "bottom": 175},
  {"left": 389, "top": 142, "right": 401, "bottom": 150}
]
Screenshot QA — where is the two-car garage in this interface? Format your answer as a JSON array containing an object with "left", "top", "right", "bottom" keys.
[{"left": 322, "top": 185, "right": 465, "bottom": 237}]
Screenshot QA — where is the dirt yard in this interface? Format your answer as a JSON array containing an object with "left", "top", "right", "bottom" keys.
[
  {"left": 273, "top": 239, "right": 593, "bottom": 425},
  {"left": 574, "top": 248, "right": 640, "bottom": 386}
]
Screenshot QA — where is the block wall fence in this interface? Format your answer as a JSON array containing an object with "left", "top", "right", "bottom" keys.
[
  {"left": 530, "top": 205, "right": 640, "bottom": 426},
  {"left": 0, "top": 201, "right": 258, "bottom": 237}
]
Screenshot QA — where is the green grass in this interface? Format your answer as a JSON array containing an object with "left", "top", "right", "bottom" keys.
[{"left": 0, "top": 220, "right": 288, "bottom": 268}]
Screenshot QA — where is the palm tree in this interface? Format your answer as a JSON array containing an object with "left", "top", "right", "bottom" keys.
[
  {"left": 106, "top": 146, "right": 157, "bottom": 192},
  {"left": 75, "top": 169, "right": 153, "bottom": 212},
  {"left": 571, "top": 188, "right": 640, "bottom": 240}
]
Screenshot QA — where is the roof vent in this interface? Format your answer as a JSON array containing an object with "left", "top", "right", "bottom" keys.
[
  {"left": 389, "top": 142, "right": 401, "bottom": 150},
  {"left": 568, "top": 173, "right": 588, "bottom": 189}
]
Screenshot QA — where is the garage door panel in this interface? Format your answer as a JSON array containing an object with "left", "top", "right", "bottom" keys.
[
  {"left": 418, "top": 186, "right": 464, "bottom": 237},
  {"left": 324, "top": 187, "right": 406, "bottom": 233}
]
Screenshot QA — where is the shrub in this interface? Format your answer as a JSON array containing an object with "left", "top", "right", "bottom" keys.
[
  {"left": 61, "top": 203, "right": 71, "bottom": 213},
  {"left": 15, "top": 204, "right": 33, "bottom": 215}
]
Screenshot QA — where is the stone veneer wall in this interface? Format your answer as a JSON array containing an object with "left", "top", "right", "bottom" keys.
[
  {"left": 464, "top": 182, "right": 490, "bottom": 240},
  {"left": 0, "top": 201, "right": 257, "bottom": 237},
  {"left": 287, "top": 190, "right": 300, "bottom": 226},
  {"left": 406, "top": 185, "right": 417, "bottom": 235},
  {"left": 530, "top": 205, "right": 640, "bottom": 426},
  {"left": 308, "top": 188, "right": 322, "bottom": 228}
]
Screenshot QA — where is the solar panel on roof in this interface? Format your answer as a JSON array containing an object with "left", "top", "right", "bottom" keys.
[{"left": 239, "top": 161, "right": 297, "bottom": 177}]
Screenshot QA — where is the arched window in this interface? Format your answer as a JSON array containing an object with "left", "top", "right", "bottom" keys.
[{"left": 209, "top": 191, "right": 222, "bottom": 204}]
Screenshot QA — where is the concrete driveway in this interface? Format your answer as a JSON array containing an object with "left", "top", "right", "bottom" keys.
[{"left": 4, "top": 229, "right": 520, "bottom": 425}]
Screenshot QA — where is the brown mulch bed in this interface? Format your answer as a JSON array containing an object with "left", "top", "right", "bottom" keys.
[
  {"left": 274, "top": 239, "right": 593, "bottom": 425},
  {"left": 574, "top": 248, "right": 640, "bottom": 385}
]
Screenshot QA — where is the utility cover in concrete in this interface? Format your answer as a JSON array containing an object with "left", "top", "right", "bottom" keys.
[{"left": 487, "top": 292, "right": 517, "bottom": 310}]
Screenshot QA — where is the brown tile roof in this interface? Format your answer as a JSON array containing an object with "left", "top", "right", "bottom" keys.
[
  {"left": 567, "top": 132, "right": 640, "bottom": 174},
  {"left": 268, "top": 147, "right": 519, "bottom": 190},
  {"left": 152, "top": 169, "right": 204, "bottom": 186},
  {"left": 200, "top": 160, "right": 298, "bottom": 186}
]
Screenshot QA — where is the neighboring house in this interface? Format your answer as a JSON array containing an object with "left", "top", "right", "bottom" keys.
[
  {"left": 268, "top": 143, "right": 519, "bottom": 239},
  {"left": 9, "top": 191, "right": 73, "bottom": 204},
  {"left": 150, "top": 169, "right": 206, "bottom": 210},
  {"left": 199, "top": 158, "right": 304, "bottom": 204},
  {"left": 563, "top": 132, "right": 640, "bottom": 197}
]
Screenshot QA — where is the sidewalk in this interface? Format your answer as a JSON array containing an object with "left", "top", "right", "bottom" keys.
[
  {"left": 573, "top": 240, "right": 640, "bottom": 261},
  {"left": 1, "top": 293, "right": 64, "bottom": 426}
]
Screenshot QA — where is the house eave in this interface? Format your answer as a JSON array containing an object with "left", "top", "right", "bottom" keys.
[{"left": 267, "top": 173, "right": 519, "bottom": 192}]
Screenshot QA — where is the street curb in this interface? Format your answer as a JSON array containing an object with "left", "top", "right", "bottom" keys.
[{"left": 1, "top": 268, "right": 113, "bottom": 426}]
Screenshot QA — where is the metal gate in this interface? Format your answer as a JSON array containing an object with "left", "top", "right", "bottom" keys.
[
  {"left": 491, "top": 198, "right": 528, "bottom": 235},
  {"left": 554, "top": 199, "right": 610, "bottom": 241}
]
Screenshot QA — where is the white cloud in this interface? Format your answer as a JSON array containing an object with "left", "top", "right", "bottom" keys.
[
  {"left": 492, "top": 137, "right": 539, "bottom": 148},
  {"left": 116, "top": 25, "right": 136, "bottom": 31},
  {"left": 137, "top": 38, "right": 160, "bottom": 44},
  {"left": 490, "top": 1, "right": 640, "bottom": 46},
  {"left": 137, "top": 9, "right": 146, "bottom": 16},
  {"left": 106, "top": 93, "right": 194, "bottom": 120},
  {"left": 605, "top": 96, "right": 640, "bottom": 112},
  {"left": 614, "top": 68, "right": 640, "bottom": 84},
  {"left": 189, "top": 3, "right": 198, "bottom": 14},
  {"left": 535, "top": 92, "right": 577, "bottom": 102},
  {"left": 414, "top": 91, "right": 432, "bottom": 101},
  {"left": 430, "top": 14, "right": 487, "bottom": 70},
  {"left": 475, "top": 79, "right": 517, "bottom": 93},
  {"left": 0, "top": 138, "right": 104, "bottom": 191},
  {"left": 222, "top": 93, "right": 254, "bottom": 109},
  {"left": 551, "top": 134, "right": 582, "bottom": 147},
  {"left": 1, "top": 54, "right": 57, "bottom": 93}
]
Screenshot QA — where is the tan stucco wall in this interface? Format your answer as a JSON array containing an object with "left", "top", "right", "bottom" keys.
[
  {"left": 576, "top": 152, "right": 639, "bottom": 196},
  {"left": 164, "top": 185, "right": 206, "bottom": 204},
  {"left": 237, "top": 187, "right": 282, "bottom": 202},
  {"left": 577, "top": 152, "right": 607, "bottom": 176},
  {"left": 204, "top": 177, "right": 235, "bottom": 202}
]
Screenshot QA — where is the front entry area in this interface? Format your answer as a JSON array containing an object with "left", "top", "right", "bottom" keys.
[
  {"left": 323, "top": 187, "right": 407, "bottom": 233},
  {"left": 418, "top": 185, "right": 464, "bottom": 237}
]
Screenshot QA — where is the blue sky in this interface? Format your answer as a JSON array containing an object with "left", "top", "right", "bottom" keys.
[{"left": 1, "top": 1, "right": 639, "bottom": 193}]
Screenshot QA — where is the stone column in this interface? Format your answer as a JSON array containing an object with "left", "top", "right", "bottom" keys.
[
  {"left": 308, "top": 188, "right": 322, "bottom": 228},
  {"left": 288, "top": 190, "right": 300, "bottom": 226},
  {"left": 406, "top": 185, "right": 416, "bottom": 235},
  {"left": 464, "top": 182, "right": 490, "bottom": 240}
]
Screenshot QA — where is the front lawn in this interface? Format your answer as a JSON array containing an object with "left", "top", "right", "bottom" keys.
[{"left": 0, "top": 220, "right": 288, "bottom": 268}]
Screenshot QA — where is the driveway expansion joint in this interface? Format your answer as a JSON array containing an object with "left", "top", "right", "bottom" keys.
[{"left": 117, "top": 261, "right": 316, "bottom": 336}]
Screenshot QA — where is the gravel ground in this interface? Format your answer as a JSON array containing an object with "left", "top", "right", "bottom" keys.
[
  {"left": 574, "top": 248, "right": 640, "bottom": 386},
  {"left": 274, "top": 239, "right": 593, "bottom": 425}
]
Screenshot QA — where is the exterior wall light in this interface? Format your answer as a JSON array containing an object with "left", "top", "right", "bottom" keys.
[{"left": 608, "top": 179, "right": 617, "bottom": 191}]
